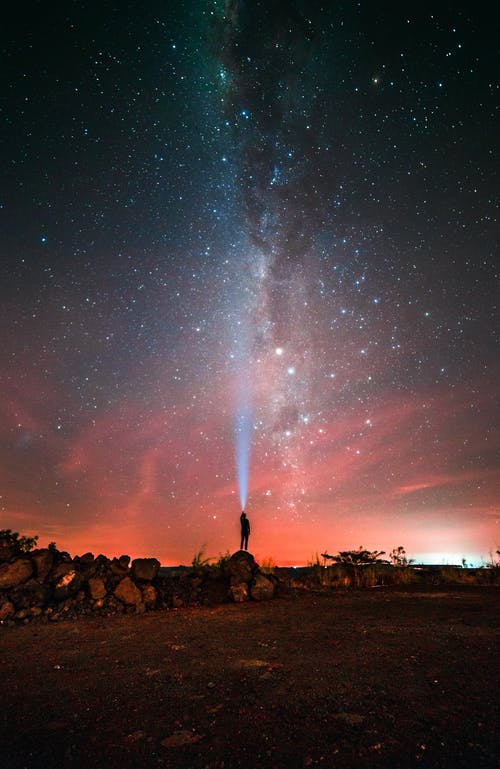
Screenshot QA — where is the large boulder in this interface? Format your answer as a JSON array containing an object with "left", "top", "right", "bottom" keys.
[
  {"left": 52, "top": 564, "right": 83, "bottom": 600},
  {"left": 131, "top": 558, "right": 160, "bottom": 582},
  {"left": 78, "top": 552, "right": 95, "bottom": 565},
  {"left": 0, "top": 558, "right": 33, "bottom": 590},
  {"left": 226, "top": 551, "right": 257, "bottom": 584},
  {"left": 88, "top": 576, "right": 107, "bottom": 600},
  {"left": 114, "top": 576, "right": 142, "bottom": 606},
  {"left": 250, "top": 573, "right": 275, "bottom": 601},
  {"left": 31, "top": 549, "right": 54, "bottom": 582}
]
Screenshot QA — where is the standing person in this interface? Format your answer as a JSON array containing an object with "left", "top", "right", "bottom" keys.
[{"left": 240, "top": 511, "right": 250, "bottom": 551}]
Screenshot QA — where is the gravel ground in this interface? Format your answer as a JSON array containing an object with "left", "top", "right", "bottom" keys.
[{"left": 1, "top": 586, "right": 499, "bottom": 769}]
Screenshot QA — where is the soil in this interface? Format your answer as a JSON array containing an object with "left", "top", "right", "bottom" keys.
[{"left": 1, "top": 586, "right": 499, "bottom": 769}]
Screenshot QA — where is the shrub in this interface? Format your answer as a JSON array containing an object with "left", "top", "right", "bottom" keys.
[
  {"left": 214, "top": 550, "right": 231, "bottom": 569},
  {"left": 191, "top": 548, "right": 212, "bottom": 568},
  {"left": 0, "top": 529, "right": 39, "bottom": 554},
  {"left": 390, "top": 546, "right": 413, "bottom": 567},
  {"left": 260, "top": 557, "right": 276, "bottom": 574}
]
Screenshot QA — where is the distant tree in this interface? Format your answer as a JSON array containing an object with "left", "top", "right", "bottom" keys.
[
  {"left": 390, "top": 546, "right": 413, "bottom": 567},
  {"left": 0, "top": 529, "right": 38, "bottom": 554},
  {"left": 48, "top": 541, "right": 58, "bottom": 552},
  {"left": 321, "top": 546, "right": 388, "bottom": 566}
]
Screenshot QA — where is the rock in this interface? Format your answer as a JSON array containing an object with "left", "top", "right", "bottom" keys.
[
  {"left": 142, "top": 584, "right": 157, "bottom": 609},
  {"left": 250, "top": 573, "right": 275, "bottom": 601},
  {"left": 131, "top": 558, "right": 160, "bottom": 582},
  {"left": 0, "top": 558, "right": 33, "bottom": 590},
  {"left": 78, "top": 552, "right": 95, "bottom": 564},
  {"left": 226, "top": 551, "right": 257, "bottom": 584},
  {"left": 88, "top": 576, "right": 107, "bottom": 600},
  {"left": 31, "top": 549, "right": 54, "bottom": 582},
  {"left": 161, "top": 730, "right": 203, "bottom": 747},
  {"left": 118, "top": 555, "right": 130, "bottom": 569},
  {"left": 0, "top": 539, "right": 16, "bottom": 563},
  {"left": 0, "top": 600, "right": 15, "bottom": 621},
  {"left": 10, "top": 579, "right": 50, "bottom": 609},
  {"left": 230, "top": 583, "right": 249, "bottom": 603},
  {"left": 110, "top": 557, "right": 129, "bottom": 575},
  {"left": 52, "top": 565, "right": 82, "bottom": 600},
  {"left": 114, "top": 576, "right": 142, "bottom": 606}
]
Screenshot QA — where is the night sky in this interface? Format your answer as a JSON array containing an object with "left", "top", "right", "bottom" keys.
[{"left": 1, "top": 1, "right": 498, "bottom": 565}]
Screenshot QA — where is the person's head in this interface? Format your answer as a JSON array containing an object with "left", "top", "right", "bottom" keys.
[{"left": 241, "top": 511, "right": 246, "bottom": 517}]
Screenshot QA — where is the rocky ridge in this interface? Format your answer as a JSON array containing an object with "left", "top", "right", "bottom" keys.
[{"left": 0, "top": 543, "right": 276, "bottom": 625}]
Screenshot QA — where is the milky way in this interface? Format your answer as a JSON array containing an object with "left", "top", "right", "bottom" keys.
[{"left": 0, "top": 2, "right": 498, "bottom": 564}]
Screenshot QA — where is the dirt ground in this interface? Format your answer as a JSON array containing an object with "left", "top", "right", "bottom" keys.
[{"left": 1, "top": 586, "right": 499, "bottom": 769}]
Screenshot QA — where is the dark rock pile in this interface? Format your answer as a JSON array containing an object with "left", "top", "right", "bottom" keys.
[{"left": 0, "top": 544, "right": 276, "bottom": 625}]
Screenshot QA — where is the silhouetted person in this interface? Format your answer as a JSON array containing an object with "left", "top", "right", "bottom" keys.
[{"left": 240, "top": 511, "right": 250, "bottom": 550}]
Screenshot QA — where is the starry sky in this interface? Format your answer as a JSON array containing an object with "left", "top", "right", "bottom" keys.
[{"left": 1, "top": 1, "right": 498, "bottom": 566}]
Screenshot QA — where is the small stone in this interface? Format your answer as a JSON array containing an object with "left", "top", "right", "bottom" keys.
[
  {"left": 142, "top": 583, "right": 157, "bottom": 608},
  {"left": 0, "top": 600, "right": 15, "bottom": 621},
  {"left": 161, "top": 730, "right": 203, "bottom": 747},
  {"left": 332, "top": 713, "right": 365, "bottom": 726},
  {"left": 126, "top": 731, "right": 147, "bottom": 743},
  {"left": 230, "top": 583, "right": 249, "bottom": 603}
]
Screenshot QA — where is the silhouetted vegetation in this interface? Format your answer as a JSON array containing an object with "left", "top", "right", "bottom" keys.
[
  {"left": 0, "top": 529, "right": 38, "bottom": 555},
  {"left": 321, "top": 546, "right": 387, "bottom": 566},
  {"left": 390, "top": 545, "right": 413, "bottom": 567}
]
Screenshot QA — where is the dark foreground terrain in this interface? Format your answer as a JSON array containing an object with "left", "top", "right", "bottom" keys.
[{"left": 1, "top": 587, "right": 499, "bottom": 769}]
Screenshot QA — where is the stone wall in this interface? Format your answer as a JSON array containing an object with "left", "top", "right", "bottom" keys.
[{"left": 0, "top": 545, "right": 276, "bottom": 625}]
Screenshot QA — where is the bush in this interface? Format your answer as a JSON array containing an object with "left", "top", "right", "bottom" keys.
[
  {"left": 260, "top": 557, "right": 276, "bottom": 574},
  {"left": 0, "top": 529, "right": 39, "bottom": 555}
]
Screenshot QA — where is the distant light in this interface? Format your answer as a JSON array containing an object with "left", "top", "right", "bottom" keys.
[{"left": 275, "top": 347, "right": 284, "bottom": 356}]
